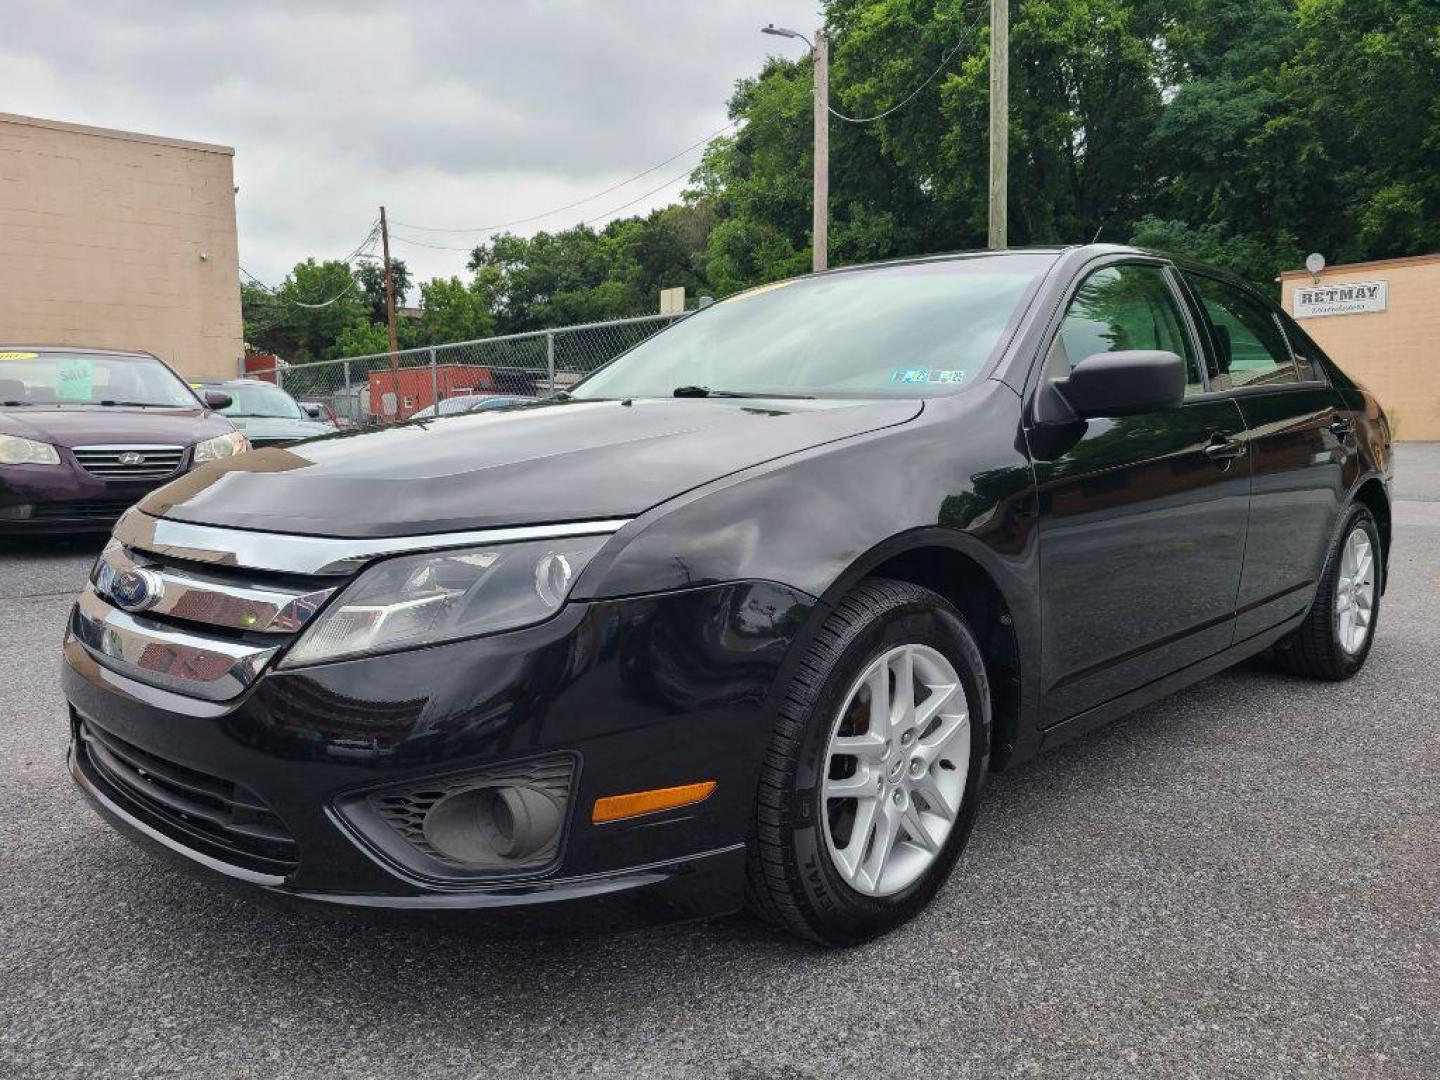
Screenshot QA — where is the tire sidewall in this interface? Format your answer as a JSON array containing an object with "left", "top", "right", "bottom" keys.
[{"left": 786, "top": 596, "right": 991, "bottom": 942}]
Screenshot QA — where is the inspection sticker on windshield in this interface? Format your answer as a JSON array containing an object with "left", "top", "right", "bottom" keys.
[
  {"left": 0, "top": 351, "right": 39, "bottom": 361},
  {"left": 890, "top": 368, "right": 966, "bottom": 385}
]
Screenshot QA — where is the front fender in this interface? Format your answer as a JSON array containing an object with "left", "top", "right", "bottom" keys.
[{"left": 574, "top": 382, "right": 1042, "bottom": 762}]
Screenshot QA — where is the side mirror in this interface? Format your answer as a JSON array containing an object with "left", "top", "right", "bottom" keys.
[
  {"left": 202, "top": 389, "right": 232, "bottom": 411},
  {"left": 301, "top": 403, "right": 323, "bottom": 419},
  {"left": 1054, "top": 350, "right": 1186, "bottom": 419}
]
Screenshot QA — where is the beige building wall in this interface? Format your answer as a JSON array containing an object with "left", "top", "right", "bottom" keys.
[
  {"left": 1280, "top": 254, "right": 1440, "bottom": 441},
  {"left": 0, "top": 112, "right": 241, "bottom": 380}
]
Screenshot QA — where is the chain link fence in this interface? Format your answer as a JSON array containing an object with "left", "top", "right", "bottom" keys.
[{"left": 244, "top": 313, "right": 683, "bottom": 427}]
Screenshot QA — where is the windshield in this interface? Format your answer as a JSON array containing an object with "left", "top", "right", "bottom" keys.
[
  {"left": 572, "top": 255, "right": 1051, "bottom": 399},
  {"left": 0, "top": 350, "right": 199, "bottom": 408},
  {"left": 216, "top": 383, "right": 305, "bottom": 419}
]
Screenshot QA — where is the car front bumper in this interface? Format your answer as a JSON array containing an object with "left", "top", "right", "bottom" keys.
[
  {"left": 61, "top": 581, "right": 815, "bottom": 926},
  {"left": 0, "top": 462, "right": 178, "bottom": 534}
]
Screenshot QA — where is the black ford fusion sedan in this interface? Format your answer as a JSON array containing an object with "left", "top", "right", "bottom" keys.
[{"left": 63, "top": 245, "right": 1392, "bottom": 945}]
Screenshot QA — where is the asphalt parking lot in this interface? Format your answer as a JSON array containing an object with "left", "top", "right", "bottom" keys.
[{"left": 2, "top": 448, "right": 1436, "bottom": 1080}]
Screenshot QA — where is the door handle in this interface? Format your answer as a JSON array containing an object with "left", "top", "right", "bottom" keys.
[
  {"left": 1329, "top": 416, "right": 1354, "bottom": 439},
  {"left": 1204, "top": 433, "right": 1246, "bottom": 467}
]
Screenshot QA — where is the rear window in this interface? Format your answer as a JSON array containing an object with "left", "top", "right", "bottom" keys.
[
  {"left": 1182, "top": 275, "right": 1315, "bottom": 389},
  {"left": 0, "top": 351, "right": 198, "bottom": 409}
]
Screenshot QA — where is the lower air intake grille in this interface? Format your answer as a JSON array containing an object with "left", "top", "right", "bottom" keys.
[
  {"left": 32, "top": 500, "right": 135, "bottom": 520},
  {"left": 74, "top": 716, "right": 298, "bottom": 876}
]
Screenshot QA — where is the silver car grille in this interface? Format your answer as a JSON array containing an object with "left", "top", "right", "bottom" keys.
[
  {"left": 76, "top": 540, "right": 341, "bottom": 701},
  {"left": 72, "top": 444, "right": 185, "bottom": 480}
]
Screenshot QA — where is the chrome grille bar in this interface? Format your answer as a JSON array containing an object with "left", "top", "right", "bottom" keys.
[
  {"left": 92, "top": 540, "right": 338, "bottom": 635},
  {"left": 73, "top": 444, "right": 185, "bottom": 480},
  {"left": 113, "top": 509, "right": 631, "bottom": 576},
  {"left": 70, "top": 590, "right": 280, "bottom": 702}
]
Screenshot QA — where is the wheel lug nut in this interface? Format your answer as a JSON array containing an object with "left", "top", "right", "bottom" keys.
[
  {"left": 892, "top": 790, "right": 903, "bottom": 805},
  {"left": 900, "top": 730, "right": 914, "bottom": 745},
  {"left": 910, "top": 759, "right": 924, "bottom": 776}
]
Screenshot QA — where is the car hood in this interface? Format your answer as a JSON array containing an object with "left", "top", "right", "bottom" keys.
[
  {"left": 139, "top": 396, "right": 923, "bottom": 537},
  {"left": 226, "top": 416, "right": 335, "bottom": 440},
  {"left": 0, "top": 406, "right": 233, "bottom": 448}
]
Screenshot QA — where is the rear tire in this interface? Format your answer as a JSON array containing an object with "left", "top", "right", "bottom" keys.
[
  {"left": 745, "top": 578, "right": 990, "bottom": 946},
  {"left": 1274, "top": 505, "right": 1381, "bottom": 680}
]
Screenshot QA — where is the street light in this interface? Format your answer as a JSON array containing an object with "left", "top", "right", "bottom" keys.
[
  {"left": 761, "top": 23, "right": 812, "bottom": 48},
  {"left": 761, "top": 23, "right": 828, "bottom": 272}
]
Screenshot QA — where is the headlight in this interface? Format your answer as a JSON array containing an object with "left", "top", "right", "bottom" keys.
[
  {"left": 193, "top": 431, "right": 249, "bottom": 463},
  {"left": 283, "top": 536, "right": 608, "bottom": 666},
  {"left": 0, "top": 434, "right": 61, "bottom": 466}
]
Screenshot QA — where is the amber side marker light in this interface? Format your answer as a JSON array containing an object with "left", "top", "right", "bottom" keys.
[{"left": 592, "top": 781, "right": 717, "bottom": 824}]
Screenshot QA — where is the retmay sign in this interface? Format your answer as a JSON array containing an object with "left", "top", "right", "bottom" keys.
[{"left": 1293, "top": 280, "right": 1388, "bottom": 318}]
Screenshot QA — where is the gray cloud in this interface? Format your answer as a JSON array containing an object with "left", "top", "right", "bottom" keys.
[{"left": 8, "top": 0, "right": 822, "bottom": 295}]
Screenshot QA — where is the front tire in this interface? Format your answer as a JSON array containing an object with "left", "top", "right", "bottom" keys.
[
  {"left": 1274, "top": 505, "right": 1381, "bottom": 680},
  {"left": 746, "top": 578, "right": 990, "bottom": 946}
]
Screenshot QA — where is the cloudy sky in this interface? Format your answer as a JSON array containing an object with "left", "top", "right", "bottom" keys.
[{"left": 8, "top": 0, "right": 820, "bottom": 300}]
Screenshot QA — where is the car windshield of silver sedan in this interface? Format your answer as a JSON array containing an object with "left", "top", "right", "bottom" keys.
[
  {"left": 0, "top": 351, "right": 198, "bottom": 409},
  {"left": 571, "top": 254, "right": 1052, "bottom": 400},
  {"left": 216, "top": 383, "right": 306, "bottom": 419}
]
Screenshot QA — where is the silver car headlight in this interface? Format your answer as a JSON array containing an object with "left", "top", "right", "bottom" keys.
[
  {"left": 193, "top": 431, "right": 249, "bottom": 463},
  {"left": 282, "top": 536, "right": 609, "bottom": 666},
  {"left": 0, "top": 434, "right": 61, "bottom": 466}
]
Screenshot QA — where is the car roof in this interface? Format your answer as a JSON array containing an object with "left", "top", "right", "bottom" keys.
[
  {"left": 0, "top": 344, "right": 158, "bottom": 359},
  {"left": 790, "top": 243, "right": 1253, "bottom": 279}
]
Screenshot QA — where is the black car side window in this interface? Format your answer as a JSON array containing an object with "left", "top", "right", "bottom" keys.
[
  {"left": 1274, "top": 308, "right": 1325, "bottom": 383},
  {"left": 1183, "top": 273, "right": 1308, "bottom": 390},
  {"left": 1049, "top": 264, "right": 1204, "bottom": 394}
]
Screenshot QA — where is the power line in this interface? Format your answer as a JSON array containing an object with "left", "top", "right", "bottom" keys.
[
  {"left": 241, "top": 266, "right": 362, "bottom": 309},
  {"left": 827, "top": 34, "right": 969, "bottom": 124},
  {"left": 239, "top": 221, "right": 381, "bottom": 307},
  {"left": 581, "top": 164, "right": 698, "bottom": 226},
  {"left": 392, "top": 119, "right": 740, "bottom": 235},
  {"left": 387, "top": 162, "right": 701, "bottom": 254}
]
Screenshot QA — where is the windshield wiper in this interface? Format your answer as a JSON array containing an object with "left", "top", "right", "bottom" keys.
[
  {"left": 1, "top": 400, "right": 30, "bottom": 407},
  {"left": 98, "top": 400, "right": 168, "bottom": 408},
  {"left": 672, "top": 385, "right": 815, "bottom": 400}
]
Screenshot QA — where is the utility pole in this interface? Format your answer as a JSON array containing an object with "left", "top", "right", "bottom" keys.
[
  {"left": 378, "top": 205, "right": 402, "bottom": 417},
  {"left": 763, "top": 23, "right": 828, "bottom": 272},
  {"left": 812, "top": 30, "right": 829, "bottom": 273},
  {"left": 988, "top": 0, "right": 1009, "bottom": 249}
]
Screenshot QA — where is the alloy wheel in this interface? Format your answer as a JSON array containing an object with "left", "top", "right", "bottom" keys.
[
  {"left": 820, "top": 643, "right": 969, "bottom": 897},
  {"left": 1335, "top": 526, "right": 1376, "bottom": 655}
]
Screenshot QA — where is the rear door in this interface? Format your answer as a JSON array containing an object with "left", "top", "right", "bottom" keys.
[
  {"left": 1026, "top": 259, "right": 1252, "bottom": 725},
  {"left": 1177, "top": 271, "right": 1356, "bottom": 641}
]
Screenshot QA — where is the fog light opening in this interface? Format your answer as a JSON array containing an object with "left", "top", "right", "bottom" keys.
[{"left": 422, "top": 783, "right": 563, "bottom": 868}]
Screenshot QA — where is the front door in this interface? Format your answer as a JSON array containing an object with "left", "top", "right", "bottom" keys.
[{"left": 1026, "top": 261, "right": 1252, "bottom": 725}]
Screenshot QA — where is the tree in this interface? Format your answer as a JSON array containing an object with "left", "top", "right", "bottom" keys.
[
  {"left": 332, "top": 319, "right": 393, "bottom": 358},
  {"left": 239, "top": 0, "right": 1440, "bottom": 345},
  {"left": 415, "top": 276, "right": 495, "bottom": 344},
  {"left": 1287, "top": 0, "right": 1440, "bottom": 260},
  {"left": 271, "top": 259, "right": 366, "bottom": 362},
  {"left": 356, "top": 258, "right": 413, "bottom": 323}
]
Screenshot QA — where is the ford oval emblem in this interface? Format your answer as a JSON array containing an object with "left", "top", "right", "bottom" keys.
[
  {"left": 117, "top": 452, "right": 146, "bottom": 466},
  {"left": 110, "top": 567, "right": 164, "bottom": 613}
]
